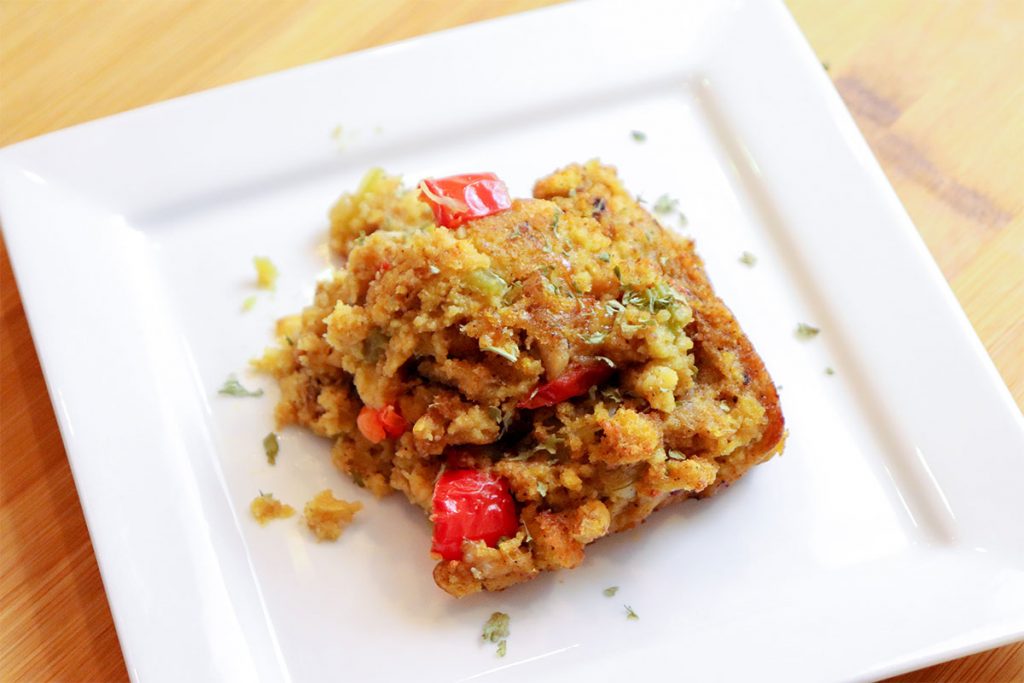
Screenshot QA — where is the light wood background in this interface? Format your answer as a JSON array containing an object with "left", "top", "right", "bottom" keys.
[{"left": 1, "top": 1, "right": 1021, "bottom": 681}]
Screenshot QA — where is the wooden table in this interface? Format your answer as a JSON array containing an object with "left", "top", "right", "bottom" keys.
[{"left": 1, "top": 1, "right": 1021, "bottom": 680}]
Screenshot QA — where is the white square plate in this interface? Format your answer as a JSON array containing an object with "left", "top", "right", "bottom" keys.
[{"left": 3, "top": 1, "right": 1022, "bottom": 681}]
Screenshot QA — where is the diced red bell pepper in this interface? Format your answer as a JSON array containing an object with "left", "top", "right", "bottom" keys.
[
  {"left": 357, "top": 403, "right": 407, "bottom": 443},
  {"left": 431, "top": 469, "right": 519, "bottom": 561},
  {"left": 357, "top": 406, "right": 387, "bottom": 443},
  {"left": 517, "top": 360, "right": 615, "bottom": 409},
  {"left": 418, "top": 173, "right": 512, "bottom": 229},
  {"left": 378, "top": 404, "right": 408, "bottom": 438}
]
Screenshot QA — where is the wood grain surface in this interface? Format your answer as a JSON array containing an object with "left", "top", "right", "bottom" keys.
[{"left": 1, "top": 1, "right": 1021, "bottom": 681}]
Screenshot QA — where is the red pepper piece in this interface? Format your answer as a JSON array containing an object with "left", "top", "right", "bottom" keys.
[
  {"left": 418, "top": 173, "right": 512, "bottom": 229},
  {"left": 431, "top": 469, "right": 519, "bottom": 561},
  {"left": 357, "top": 403, "right": 407, "bottom": 443},
  {"left": 378, "top": 404, "right": 408, "bottom": 438},
  {"left": 356, "top": 406, "right": 387, "bottom": 443},
  {"left": 517, "top": 360, "right": 615, "bottom": 409}
]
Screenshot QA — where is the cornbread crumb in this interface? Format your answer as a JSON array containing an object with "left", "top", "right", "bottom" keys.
[
  {"left": 253, "top": 256, "right": 278, "bottom": 289},
  {"left": 303, "top": 489, "right": 362, "bottom": 541},
  {"left": 250, "top": 493, "right": 295, "bottom": 525}
]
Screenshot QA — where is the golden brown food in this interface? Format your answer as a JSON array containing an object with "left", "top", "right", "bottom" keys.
[
  {"left": 257, "top": 161, "right": 785, "bottom": 596},
  {"left": 303, "top": 489, "right": 362, "bottom": 541},
  {"left": 250, "top": 493, "right": 295, "bottom": 525}
]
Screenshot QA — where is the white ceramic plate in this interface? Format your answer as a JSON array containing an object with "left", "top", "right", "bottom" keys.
[{"left": 3, "top": 1, "right": 1022, "bottom": 681}]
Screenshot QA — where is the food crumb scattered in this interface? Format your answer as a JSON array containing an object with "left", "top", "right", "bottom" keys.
[
  {"left": 253, "top": 256, "right": 278, "bottom": 289},
  {"left": 630, "top": 130, "right": 647, "bottom": 142},
  {"left": 825, "top": 366, "right": 835, "bottom": 376},
  {"left": 739, "top": 251, "right": 757, "bottom": 267},
  {"left": 219, "top": 375, "right": 264, "bottom": 397},
  {"left": 625, "top": 605, "right": 639, "bottom": 621},
  {"left": 603, "top": 586, "right": 619, "bottom": 597},
  {"left": 795, "top": 322, "right": 820, "bottom": 339},
  {"left": 482, "top": 612, "right": 510, "bottom": 657},
  {"left": 250, "top": 492, "right": 295, "bottom": 525},
  {"left": 242, "top": 295, "right": 258, "bottom": 312},
  {"left": 263, "top": 432, "right": 279, "bottom": 465},
  {"left": 303, "top": 489, "right": 362, "bottom": 541}
]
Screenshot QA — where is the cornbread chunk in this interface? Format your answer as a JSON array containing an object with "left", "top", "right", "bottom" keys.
[
  {"left": 258, "top": 161, "right": 785, "bottom": 595},
  {"left": 303, "top": 489, "right": 362, "bottom": 541},
  {"left": 250, "top": 493, "right": 295, "bottom": 525}
]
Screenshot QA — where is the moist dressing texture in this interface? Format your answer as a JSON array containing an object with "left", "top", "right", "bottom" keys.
[{"left": 257, "top": 161, "right": 785, "bottom": 596}]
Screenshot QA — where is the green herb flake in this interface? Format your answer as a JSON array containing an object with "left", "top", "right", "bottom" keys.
[
  {"left": 218, "top": 375, "right": 264, "bottom": 398},
  {"left": 738, "top": 251, "right": 757, "bottom": 267},
  {"left": 579, "top": 330, "right": 609, "bottom": 345},
  {"left": 533, "top": 435, "right": 560, "bottom": 455},
  {"left": 825, "top": 366, "right": 836, "bottom": 376},
  {"left": 603, "top": 586, "right": 619, "bottom": 597},
  {"left": 285, "top": 335, "right": 295, "bottom": 346},
  {"left": 823, "top": 61, "right": 831, "bottom": 72},
  {"left": 605, "top": 299, "right": 626, "bottom": 315},
  {"left": 625, "top": 605, "right": 639, "bottom": 621},
  {"left": 630, "top": 130, "right": 647, "bottom": 143},
  {"left": 653, "top": 194, "right": 678, "bottom": 215},
  {"left": 241, "top": 295, "right": 258, "bottom": 312},
  {"left": 597, "top": 252, "right": 611, "bottom": 263},
  {"left": 667, "top": 450, "right": 686, "bottom": 461},
  {"left": 482, "top": 612, "right": 510, "bottom": 654},
  {"left": 795, "top": 322, "right": 821, "bottom": 339},
  {"left": 263, "top": 432, "right": 279, "bottom": 465},
  {"left": 613, "top": 265, "right": 622, "bottom": 282},
  {"left": 536, "top": 482, "right": 548, "bottom": 498}
]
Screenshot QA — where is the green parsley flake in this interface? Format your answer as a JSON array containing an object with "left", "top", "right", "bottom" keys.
[
  {"left": 653, "top": 194, "right": 678, "bottom": 215},
  {"left": 795, "top": 322, "right": 821, "bottom": 339},
  {"left": 263, "top": 432, "right": 279, "bottom": 465},
  {"left": 625, "top": 605, "right": 639, "bottom": 621},
  {"left": 613, "top": 265, "right": 622, "bottom": 282},
  {"left": 579, "top": 330, "right": 608, "bottom": 345},
  {"left": 218, "top": 375, "right": 264, "bottom": 398},
  {"left": 667, "top": 450, "right": 686, "bottom": 461},
  {"left": 739, "top": 251, "right": 757, "bottom": 267},
  {"left": 482, "top": 612, "right": 510, "bottom": 656},
  {"left": 825, "top": 366, "right": 836, "bottom": 376},
  {"left": 603, "top": 586, "right": 619, "bottom": 597},
  {"left": 631, "top": 130, "right": 647, "bottom": 142},
  {"left": 622, "top": 282, "right": 683, "bottom": 314},
  {"left": 241, "top": 295, "right": 258, "bottom": 312},
  {"left": 536, "top": 482, "right": 548, "bottom": 498},
  {"left": 597, "top": 252, "right": 611, "bottom": 262}
]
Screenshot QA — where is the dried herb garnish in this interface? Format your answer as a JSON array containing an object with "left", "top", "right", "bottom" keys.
[
  {"left": 795, "top": 323, "right": 820, "bottom": 339},
  {"left": 263, "top": 432, "right": 279, "bottom": 465},
  {"left": 219, "top": 375, "right": 263, "bottom": 398}
]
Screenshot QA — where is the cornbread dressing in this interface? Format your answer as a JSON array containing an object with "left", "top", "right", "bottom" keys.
[{"left": 257, "top": 161, "right": 785, "bottom": 596}]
